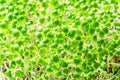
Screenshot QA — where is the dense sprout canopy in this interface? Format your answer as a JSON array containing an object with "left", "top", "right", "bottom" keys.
[{"left": 0, "top": 0, "right": 120, "bottom": 80}]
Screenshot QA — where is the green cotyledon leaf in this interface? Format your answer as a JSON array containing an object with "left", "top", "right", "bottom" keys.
[{"left": 52, "top": 55, "right": 59, "bottom": 63}]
